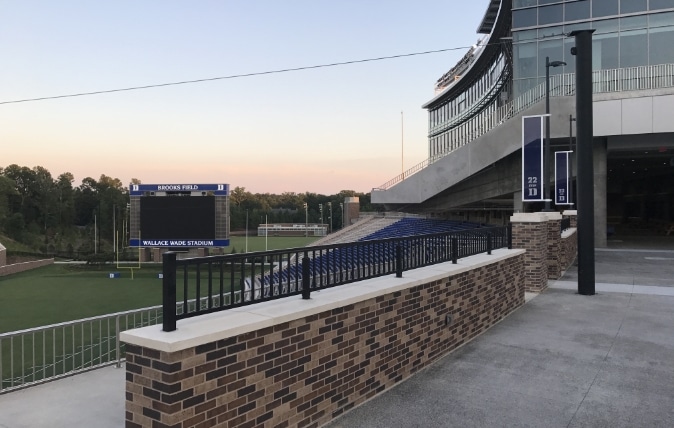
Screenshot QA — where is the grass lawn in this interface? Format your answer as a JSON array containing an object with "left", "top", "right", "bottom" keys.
[
  {"left": 0, "top": 235, "right": 320, "bottom": 333},
  {"left": 0, "top": 235, "right": 322, "bottom": 389},
  {"left": 0, "top": 264, "right": 166, "bottom": 333}
]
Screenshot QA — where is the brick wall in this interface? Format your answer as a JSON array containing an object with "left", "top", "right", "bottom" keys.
[
  {"left": 0, "top": 258, "right": 53, "bottom": 277},
  {"left": 545, "top": 215, "right": 562, "bottom": 280},
  {"left": 124, "top": 252, "right": 524, "bottom": 428},
  {"left": 560, "top": 229, "right": 577, "bottom": 272},
  {"left": 510, "top": 214, "right": 548, "bottom": 292}
]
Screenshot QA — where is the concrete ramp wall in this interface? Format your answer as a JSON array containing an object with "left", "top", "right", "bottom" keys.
[{"left": 372, "top": 96, "right": 576, "bottom": 205}]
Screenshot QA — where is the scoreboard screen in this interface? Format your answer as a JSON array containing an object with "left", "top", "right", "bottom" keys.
[
  {"left": 129, "top": 183, "right": 229, "bottom": 248},
  {"left": 140, "top": 196, "right": 215, "bottom": 242}
]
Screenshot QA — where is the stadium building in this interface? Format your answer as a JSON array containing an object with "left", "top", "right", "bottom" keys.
[{"left": 372, "top": 0, "right": 674, "bottom": 247}]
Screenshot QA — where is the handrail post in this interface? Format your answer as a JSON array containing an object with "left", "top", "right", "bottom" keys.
[
  {"left": 487, "top": 233, "right": 492, "bottom": 255},
  {"left": 451, "top": 238, "right": 458, "bottom": 264},
  {"left": 302, "top": 251, "right": 311, "bottom": 300},
  {"left": 115, "top": 315, "right": 121, "bottom": 368},
  {"left": 395, "top": 244, "right": 403, "bottom": 278},
  {"left": 162, "top": 252, "right": 177, "bottom": 332}
]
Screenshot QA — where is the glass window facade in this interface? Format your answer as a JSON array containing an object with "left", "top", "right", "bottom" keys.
[
  {"left": 426, "top": 53, "right": 509, "bottom": 158},
  {"left": 512, "top": 0, "right": 674, "bottom": 96}
]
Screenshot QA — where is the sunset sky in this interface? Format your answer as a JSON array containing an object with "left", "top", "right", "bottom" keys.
[{"left": 1, "top": 1, "right": 489, "bottom": 194}]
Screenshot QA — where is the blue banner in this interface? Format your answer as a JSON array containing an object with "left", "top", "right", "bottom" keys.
[
  {"left": 129, "top": 239, "right": 230, "bottom": 247},
  {"left": 555, "top": 151, "right": 573, "bottom": 205},
  {"left": 522, "top": 116, "right": 545, "bottom": 201},
  {"left": 129, "top": 183, "right": 229, "bottom": 196}
]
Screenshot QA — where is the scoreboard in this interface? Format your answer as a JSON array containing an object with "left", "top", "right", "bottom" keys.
[{"left": 129, "top": 183, "right": 229, "bottom": 248}]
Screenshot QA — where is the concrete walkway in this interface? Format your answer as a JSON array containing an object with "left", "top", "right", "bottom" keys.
[{"left": 1, "top": 247, "right": 673, "bottom": 428}]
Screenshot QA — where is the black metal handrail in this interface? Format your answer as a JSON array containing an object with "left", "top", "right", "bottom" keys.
[
  {"left": 162, "top": 225, "right": 512, "bottom": 331},
  {"left": 561, "top": 217, "right": 571, "bottom": 233}
]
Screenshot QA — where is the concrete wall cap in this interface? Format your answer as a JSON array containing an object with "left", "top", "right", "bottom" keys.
[
  {"left": 562, "top": 210, "right": 578, "bottom": 216},
  {"left": 509, "top": 212, "right": 548, "bottom": 223},
  {"left": 540, "top": 211, "right": 563, "bottom": 220},
  {"left": 561, "top": 228, "right": 577, "bottom": 239},
  {"left": 121, "top": 249, "right": 525, "bottom": 352}
]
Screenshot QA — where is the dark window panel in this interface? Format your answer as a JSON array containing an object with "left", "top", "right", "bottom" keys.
[
  {"left": 650, "top": 0, "right": 674, "bottom": 10},
  {"left": 513, "top": 0, "right": 537, "bottom": 8},
  {"left": 621, "top": 15, "right": 648, "bottom": 30},
  {"left": 620, "top": 0, "right": 647, "bottom": 14},
  {"left": 513, "top": 29, "right": 538, "bottom": 42},
  {"left": 513, "top": 7, "right": 538, "bottom": 28},
  {"left": 565, "top": 0, "right": 591, "bottom": 22},
  {"left": 563, "top": 38, "right": 576, "bottom": 72},
  {"left": 592, "top": 33, "right": 619, "bottom": 70},
  {"left": 539, "top": 39, "right": 565, "bottom": 76},
  {"left": 593, "top": 0, "right": 619, "bottom": 17},
  {"left": 539, "top": 4, "right": 564, "bottom": 25},
  {"left": 649, "top": 11, "right": 674, "bottom": 27},
  {"left": 620, "top": 29, "right": 648, "bottom": 67},
  {"left": 514, "top": 42, "right": 538, "bottom": 78},
  {"left": 650, "top": 26, "right": 674, "bottom": 64}
]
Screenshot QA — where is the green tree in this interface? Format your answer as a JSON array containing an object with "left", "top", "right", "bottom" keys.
[
  {"left": 3, "top": 164, "right": 38, "bottom": 225},
  {"left": 32, "top": 166, "right": 57, "bottom": 235},
  {"left": 5, "top": 212, "right": 26, "bottom": 241},
  {"left": 0, "top": 175, "right": 18, "bottom": 230},
  {"left": 56, "top": 172, "right": 76, "bottom": 230},
  {"left": 230, "top": 186, "right": 248, "bottom": 206}
]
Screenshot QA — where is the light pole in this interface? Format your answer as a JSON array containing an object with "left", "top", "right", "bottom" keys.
[
  {"left": 544, "top": 56, "right": 567, "bottom": 211},
  {"left": 327, "top": 202, "right": 332, "bottom": 234},
  {"left": 303, "top": 202, "right": 308, "bottom": 237},
  {"left": 319, "top": 204, "right": 323, "bottom": 236},
  {"left": 245, "top": 209, "right": 249, "bottom": 253},
  {"left": 340, "top": 202, "right": 344, "bottom": 229}
]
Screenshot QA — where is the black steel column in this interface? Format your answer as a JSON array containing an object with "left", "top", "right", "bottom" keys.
[
  {"left": 302, "top": 252, "right": 311, "bottom": 299},
  {"left": 570, "top": 30, "right": 595, "bottom": 295},
  {"left": 162, "top": 252, "right": 177, "bottom": 332}
]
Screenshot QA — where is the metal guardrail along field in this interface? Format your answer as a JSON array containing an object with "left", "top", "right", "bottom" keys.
[
  {"left": 0, "top": 306, "right": 162, "bottom": 394},
  {"left": 162, "top": 225, "right": 512, "bottom": 331},
  {"left": 1, "top": 225, "right": 511, "bottom": 393}
]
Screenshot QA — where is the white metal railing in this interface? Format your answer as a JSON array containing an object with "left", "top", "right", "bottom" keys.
[
  {"left": 374, "top": 63, "right": 674, "bottom": 191},
  {"left": 0, "top": 306, "right": 162, "bottom": 394},
  {"left": 0, "top": 295, "right": 255, "bottom": 394}
]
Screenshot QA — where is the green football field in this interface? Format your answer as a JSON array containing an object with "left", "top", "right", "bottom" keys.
[{"left": 0, "top": 236, "right": 319, "bottom": 333}]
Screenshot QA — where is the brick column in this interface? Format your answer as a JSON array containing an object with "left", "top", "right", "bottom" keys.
[
  {"left": 563, "top": 210, "right": 577, "bottom": 228},
  {"left": 139, "top": 247, "right": 152, "bottom": 262},
  {"left": 510, "top": 213, "right": 548, "bottom": 292},
  {"left": 152, "top": 248, "right": 163, "bottom": 262},
  {"left": 561, "top": 210, "right": 578, "bottom": 271},
  {"left": 542, "top": 212, "right": 563, "bottom": 280}
]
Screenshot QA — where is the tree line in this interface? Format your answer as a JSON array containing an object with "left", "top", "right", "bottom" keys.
[{"left": 0, "top": 164, "right": 380, "bottom": 254}]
